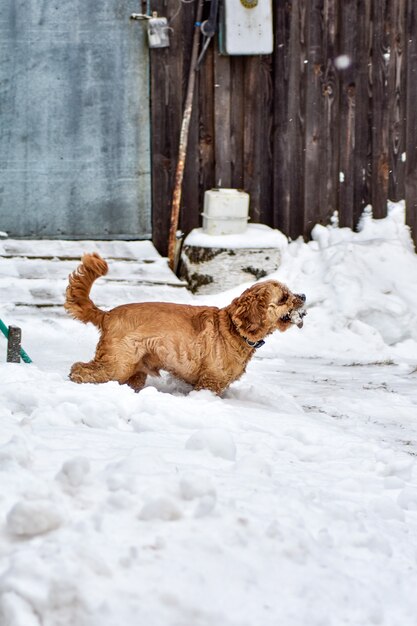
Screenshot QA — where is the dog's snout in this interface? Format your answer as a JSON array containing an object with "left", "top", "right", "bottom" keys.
[{"left": 296, "top": 293, "right": 306, "bottom": 303}]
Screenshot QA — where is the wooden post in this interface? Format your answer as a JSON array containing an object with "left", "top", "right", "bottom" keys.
[
  {"left": 7, "top": 326, "right": 21, "bottom": 363},
  {"left": 388, "top": 0, "right": 406, "bottom": 203},
  {"left": 214, "top": 46, "right": 232, "bottom": 188},
  {"left": 353, "top": 0, "right": 372, "bottom": 226},
  {"left": 371, "top": 0, "right": 390, "bottom": 219},
  {"left": 405, "top": 0, "right": 417, "bottom": 249},
  {"left": 287, "top": 0, "right": 306, "bottom": 240},
  {"left": 320, "top": 0, "right": 340, "bottom": 226},
  {"left": 243, "top": 55, "right": 271, "bottom": 224},
  {"left": 272, "top": 0, "right": 290, "bottom": 235},
  {"left": 304, "top": 0, "right": 325, "bottom": 235},
  {"left": 338, "top": 0, "right": 357, "bottom": 230}
]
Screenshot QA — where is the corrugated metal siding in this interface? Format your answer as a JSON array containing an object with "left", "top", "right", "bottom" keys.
[{"left": 1, "top": 0, "right": 151, "bottom": 240}]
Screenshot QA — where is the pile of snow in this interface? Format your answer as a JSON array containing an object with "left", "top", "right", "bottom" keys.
[
  {"left": 281, "top": 201, "right": 417, "bottom": 360},
  {"left": 208, "top": 201, "right": 417, "bottom": 364},
  {"left": 1, "top": 201, "right": 417, "bottom": 626}
]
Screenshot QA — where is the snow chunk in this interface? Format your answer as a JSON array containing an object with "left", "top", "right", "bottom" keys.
[
  {"left": 185, "top": 429, "right": 237, "bottom": 461},
  {"left": 0, "top": 436, "right": 32, "bottom": 469},
  {"left": 55, "top": 456, "right": 91, "bottom": 489},
  {"left": 80, "top": 400, "right": 120, "bottom": 429},
  {"left": 335, "top": 54, "right": 351, "bottom": 69},
  {"left": 179, "top": 474, "right": 217, "bottom": 517},
  {"left": 0, "top": 592, "right": 41, "bottom": 626},
  {"left": 139, "top": 496, "right": 182, "bottom": 521},
  {"left": 179, "top": 473, "right": 216, "bottom": 501},
  {"left": 397, "top": 488, "right": 417, "bottom": 511},
  {"left": 234, "top": 454, "right": 272, "bottom": 477},
  {"left": 194, "top": 494, "right": 217, "bottom": 518},
  {"left": 371, "top": 496, "right": 405, "bottom": 522},
  {"left": 6, "top": 500, "right": 64, "bottom": 536}
]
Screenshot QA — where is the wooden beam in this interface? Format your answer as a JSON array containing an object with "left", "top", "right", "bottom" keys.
[
  {"left": 353, "top": 0, "right": 372, "bottom": 226},
  {"left": 214, "top": 44, "right": 232, "bottom": 188},
  {"left": 320, "top": 0, "right": 340, "bottom": 225},
  {"left": 198, "top": 44, "right": 215, "bottom": 216},
  {"left": 287, "top": 0, "right": 306, "bottom": 240},
  {"left": 338, "top": 0, "right": 357, "bottom": 230},
  {"left": 405, "top": 0, "right": 417, "bottom": 248},
  {"left": 304, "top": 0, "right": 325, "bottom": 234},
  {"left": 272, "top": 0, "right": 291, "bottom": 234},
  {"left": 371, "top": 0, "right": 390, "bottom": 219},
  {"left": 388, "top": 0, "right": 406, "bottom": 203},
  {"left": 243, "top": 56, "right": 267, "bottom": 223},
  {"left": 230, "top": 56, "right": 245, "bottom": 189}
]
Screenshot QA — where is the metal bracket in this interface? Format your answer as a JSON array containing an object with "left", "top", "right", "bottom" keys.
[
  {"left": 196, "top": 0, "right": 219, "bottom": 69},
  {"left": 130, "top": 13, "right": 151, "bottom": 20}
]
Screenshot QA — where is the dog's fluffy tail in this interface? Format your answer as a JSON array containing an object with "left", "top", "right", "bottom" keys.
[{"left": 64, "top": 253, "right": 108, "bottom": 327}]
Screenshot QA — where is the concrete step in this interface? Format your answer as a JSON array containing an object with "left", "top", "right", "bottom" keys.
[
  {"left": 0, "top": 239, "right": 187, "bottom": 310},
  {"left": 0, "top": 239, "right": 162, "bottom": 260}
]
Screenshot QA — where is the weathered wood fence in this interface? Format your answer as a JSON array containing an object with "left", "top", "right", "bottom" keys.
[{"left": 150, "top": 0, "right": 417, "bottom": 256}]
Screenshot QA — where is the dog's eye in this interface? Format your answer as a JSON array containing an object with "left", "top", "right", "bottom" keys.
[{"left": 278, "top": 294, "right": 288, "bottom": 304}]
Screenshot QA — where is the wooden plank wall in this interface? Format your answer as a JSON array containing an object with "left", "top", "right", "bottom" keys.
[{"left": 150, "top": 0, "right": 417, "bottom": 256}]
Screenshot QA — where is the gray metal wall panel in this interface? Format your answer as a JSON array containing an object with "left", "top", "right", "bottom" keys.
[{"left": 1, "top": 0, "right": 151, "bottom": 239}]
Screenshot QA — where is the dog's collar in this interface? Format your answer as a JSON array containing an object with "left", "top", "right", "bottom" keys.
[
  {"left": 229, "top": 313, "right": 265, "bottom": 350},
  {"left": 243, "top": 337, "right": 265, "bottom": 350}
]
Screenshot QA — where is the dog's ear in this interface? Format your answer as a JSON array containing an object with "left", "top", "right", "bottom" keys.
[{"left": 228, "top": 283, "right": 271, "bottom": 340}]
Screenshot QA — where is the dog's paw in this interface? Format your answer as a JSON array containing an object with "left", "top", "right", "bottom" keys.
[{"left": 69, "top": 362, "right": 85, "bottom": 383}]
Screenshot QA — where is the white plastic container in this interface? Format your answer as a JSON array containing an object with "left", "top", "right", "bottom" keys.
[{"left": 201, "top": 188, "right": 250, "bottom": 235}]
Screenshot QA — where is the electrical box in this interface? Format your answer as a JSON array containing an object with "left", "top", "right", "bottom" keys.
[
  {"left": 219, "top": 0, "right": 273, "bottom": 55},
  {"left": 147, "top": 16, "right": 170, "bottom": 48}
]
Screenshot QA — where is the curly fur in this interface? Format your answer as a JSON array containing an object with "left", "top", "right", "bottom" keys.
[{"left": 65, "top": 253, "right": 306, "bottom": 394}]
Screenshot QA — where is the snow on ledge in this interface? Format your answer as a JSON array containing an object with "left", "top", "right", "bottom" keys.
[{"left": 184, "top": 224, "right": 288, "bottom": 250}]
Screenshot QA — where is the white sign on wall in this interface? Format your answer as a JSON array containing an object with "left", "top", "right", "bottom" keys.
[{"left": 219, "top": 0, "right": 273, "bottom": 55}]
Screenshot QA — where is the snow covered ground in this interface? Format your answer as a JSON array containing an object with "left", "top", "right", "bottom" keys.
[{"left": 1, "top": 201, "right": 417, "bottom": 626}]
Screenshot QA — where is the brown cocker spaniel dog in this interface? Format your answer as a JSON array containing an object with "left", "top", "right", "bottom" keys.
[{"left": 65, "top": 253, "right": 306, "bottom": 394}]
